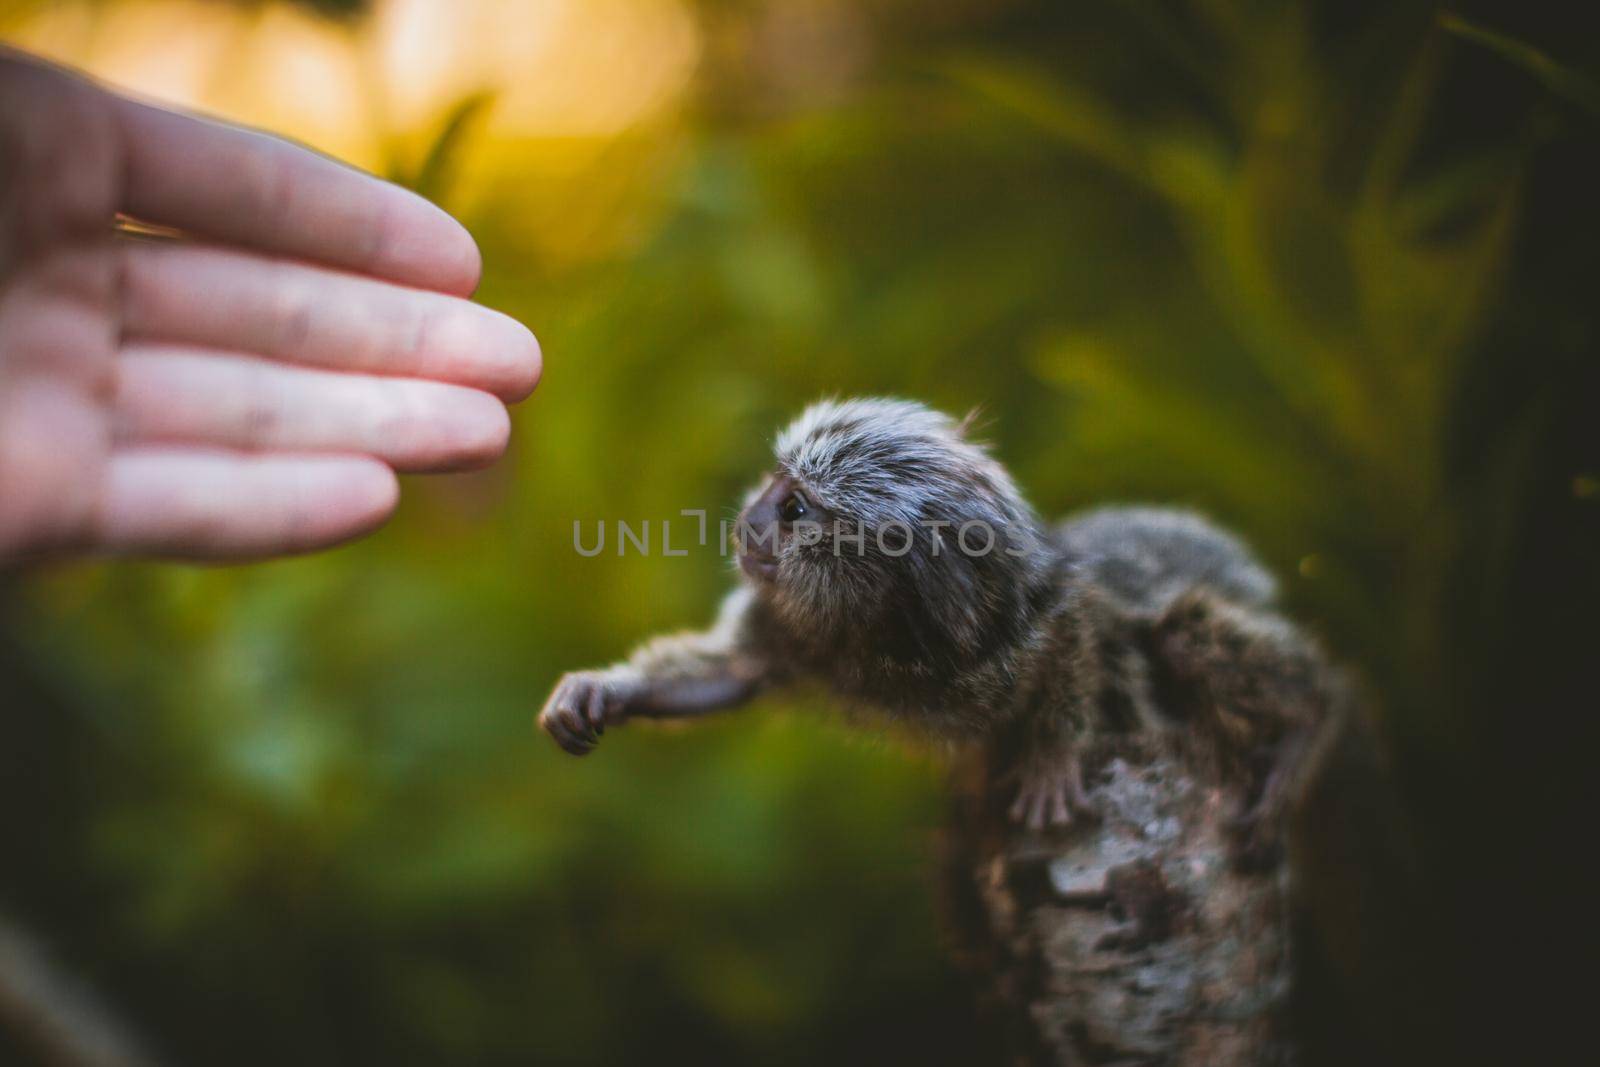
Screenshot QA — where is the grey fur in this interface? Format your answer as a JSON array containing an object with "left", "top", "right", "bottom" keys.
[
  {"left": 1055, "top": 506, "right": 1277, "bottom": 615},
  {"left": 539, "top": 398, "right": 1331, "bottom": 835}
]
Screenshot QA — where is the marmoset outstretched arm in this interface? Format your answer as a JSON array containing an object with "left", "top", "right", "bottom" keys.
[{"left": 539, "top": 588, "right": 774, "bottom": 755}]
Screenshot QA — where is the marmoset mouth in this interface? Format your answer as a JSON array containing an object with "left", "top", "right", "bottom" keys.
[
  {"left": 733, "top": 513, "right": 782, "bottom": 581},
  {"left": 738, "top": 550, "right": 778, "bottom": 581}
]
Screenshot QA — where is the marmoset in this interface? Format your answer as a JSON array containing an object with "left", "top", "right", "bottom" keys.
[{"left": 540, "top": 398, "right": 1329, "bottom": 841}]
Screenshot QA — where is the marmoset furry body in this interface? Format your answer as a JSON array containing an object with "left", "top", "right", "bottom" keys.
[{"left": 541, "top": 398, "right": 1328, "bottom": 836}]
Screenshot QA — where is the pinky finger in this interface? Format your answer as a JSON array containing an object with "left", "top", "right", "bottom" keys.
[{"left": 95, "top": 447, "right": 397, "bottom": 560}]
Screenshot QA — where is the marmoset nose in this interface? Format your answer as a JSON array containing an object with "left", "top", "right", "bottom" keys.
[
  {"left": 737, "top": 476, "right": 794, "bottom": 561},
  {"left": 734, "top": 502, "right": 781, "bottom": 580},
  {"left": 738, "top": 501, "right": 777, "bottom": 545},
  {"left": 735, "top": 502, "right": 779, "bottom": 562}
]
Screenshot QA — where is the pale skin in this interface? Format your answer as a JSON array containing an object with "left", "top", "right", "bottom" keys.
[{"left": 0, "top": 48, "right": 541, "bottom": 563}]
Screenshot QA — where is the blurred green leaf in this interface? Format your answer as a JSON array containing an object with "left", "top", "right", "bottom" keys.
[
  {"left": 392, "top": 91, "right": 497, "bottom": 202},
  {"left": 1438, "top": 12, "right": 1600, "bottom": 117}
]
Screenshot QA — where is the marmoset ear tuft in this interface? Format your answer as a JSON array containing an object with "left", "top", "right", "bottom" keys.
[{"left": 957, "top": 405, "right": 989, "bottom": 440}]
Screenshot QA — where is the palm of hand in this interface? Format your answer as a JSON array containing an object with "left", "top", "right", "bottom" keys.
[
  {"left": 0, "top": 60, "right": 122, "bottom": 557},
  {"left": 0, "top": 51, "right": 540, "bottom": 562}
]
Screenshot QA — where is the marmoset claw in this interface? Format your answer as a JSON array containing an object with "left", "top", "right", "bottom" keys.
[
  {"left": 538, "top": 671, "right": 625, "bottom": 756},
  {"left": 1008, "top": 757, "right": 1093, "bottom": 830}
]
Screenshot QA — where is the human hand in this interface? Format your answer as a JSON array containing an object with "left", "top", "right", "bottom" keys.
[{"left": 0, "top": 48, "right": 541, "bottom": 563}]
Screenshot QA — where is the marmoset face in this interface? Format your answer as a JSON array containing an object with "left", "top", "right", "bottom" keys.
[
  {"left": 734, "top": 472, "right": 832, "bottom": 582},
  {"left": 733, "top": 399, "right": 1047, "bottom": 653}
]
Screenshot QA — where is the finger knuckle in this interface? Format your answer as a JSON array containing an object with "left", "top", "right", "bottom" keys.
[{"left": 240, "top": 137, "right": 299, "bottom": 234}]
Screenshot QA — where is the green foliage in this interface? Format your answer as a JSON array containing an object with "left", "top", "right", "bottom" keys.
[
  {"left": 389, "top": 91, "right": 498, "bottom": 203},
  {"left": 1438, "top": 11, "right": 1600, "bottom": 116}
]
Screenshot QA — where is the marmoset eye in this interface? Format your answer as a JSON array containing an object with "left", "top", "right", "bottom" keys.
[{"left": 779, "top": 492, "right": 809, "bottom": 523}]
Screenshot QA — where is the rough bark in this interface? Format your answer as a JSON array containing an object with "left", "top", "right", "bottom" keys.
[{"left": 944, "top": 733, "right": 1304, "bottom": 1066}]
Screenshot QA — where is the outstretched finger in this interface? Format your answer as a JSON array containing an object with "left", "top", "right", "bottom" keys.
[
  {"left": 120, "top": 243, "right": 540, "bottom": 401},
  {"left": 95, "top": 448, "right": 398, "bottom": 559},
  {"left": 115, "top": 345, "right": 511, "bottom": 472},
  {"left": 113, "top": 93, "right": 481, "bottom": 296}
]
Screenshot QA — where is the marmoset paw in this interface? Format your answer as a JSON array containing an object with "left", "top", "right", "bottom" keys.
[
  {"left": 539, "top": 671, "right": 630, "bottom": 756},
  {"left": 1007, "top": 758, "right": 1094, "bottom": 831}
]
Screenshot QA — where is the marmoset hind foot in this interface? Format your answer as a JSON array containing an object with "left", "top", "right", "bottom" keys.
[
  {"left": 1007, "top": 753, "right": 1095, "bottom": 830},
  {"left": 538, "top": 398, "right": 1329, "bottom": 852}
]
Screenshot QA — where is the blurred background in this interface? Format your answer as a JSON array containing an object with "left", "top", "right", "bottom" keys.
[{"left": 1, "top": 1, "right": 1596, "bottom": 1064}]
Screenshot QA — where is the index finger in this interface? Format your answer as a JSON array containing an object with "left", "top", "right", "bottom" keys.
[{"left": 112, "top": 94, "right": 482, "bottom": 297}]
